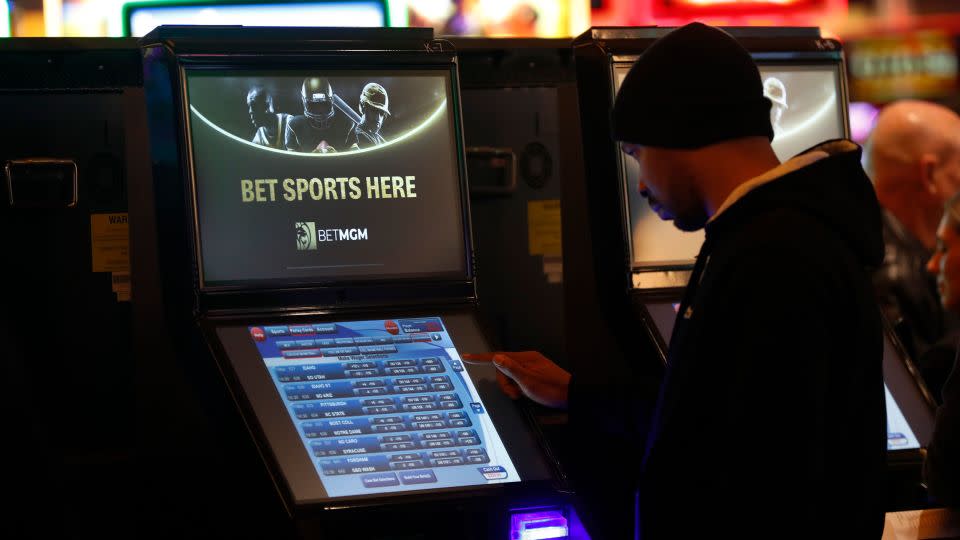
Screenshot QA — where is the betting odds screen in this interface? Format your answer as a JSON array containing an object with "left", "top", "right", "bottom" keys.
[
  {"left": 185, "top": 69, "right": 467, "bottom": 287},
  {"left": 646, "top": 301, "right": 925, "bottom": 451},
  {"left": 613, "top": 63, "right": 845, "bottom": 269},
  {"left": 247, "top": 316, "right": 520, "bottom": 497}
]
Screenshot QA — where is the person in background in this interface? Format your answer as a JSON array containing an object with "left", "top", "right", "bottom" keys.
[
  {"left": 865, "top": 100, "right": 960, "bottom": 399},
  {"left": 924, "top": 192, "right": 960, "bottom": 507}
]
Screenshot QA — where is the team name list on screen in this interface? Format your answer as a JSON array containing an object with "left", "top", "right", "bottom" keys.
[{"left": 240, "top": 176, "right": 418, "bottom": 203}]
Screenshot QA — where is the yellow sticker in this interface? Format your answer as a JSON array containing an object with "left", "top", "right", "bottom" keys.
[
  {"left": 91, "top": 213, "right": 130, "bottom": 273},
  {"left": 528, "top": 199, "right": 562, "bottom": 256}
]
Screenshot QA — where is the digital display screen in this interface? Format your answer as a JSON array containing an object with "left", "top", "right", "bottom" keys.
[
  {"left": 185, "top": 69, "right": 468, "bottom": 287},
  {"left": 127, "top": 2, "right": 386, "bottom": 37},
  {"left": 614, "top": 63, "right": 845, "bottom": 269},
  {"left": 760, "top": 65, "right": 845, "bottom": 160},
  {"left": 247, "top": 316, "right": 520, "bottom": 498},
  {"left": 645, "top": 301, "right": 929, "bottom": 451},
  {"left": 885, "top": 386, "right": 921, "bottom": 450}
]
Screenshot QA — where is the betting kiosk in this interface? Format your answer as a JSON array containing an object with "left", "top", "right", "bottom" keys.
[
  {"left": 133, "top": 26, "right": 581, "bottom": 539},
  {"left": 1, "top": 38, "right": 147, "bottom": 538},
  {"left": 568, "top": 26, "right": 938, "bottom": 520}
]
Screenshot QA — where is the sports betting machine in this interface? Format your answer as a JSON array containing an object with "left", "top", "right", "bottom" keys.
[
  {"left": 133, "top": 26, "right": 583, "bottom": 539},
  {"left": 568, "top": 26, "right": 937, "bottom": 521}
]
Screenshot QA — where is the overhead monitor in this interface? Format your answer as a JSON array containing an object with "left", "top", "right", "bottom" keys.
[
  {"left": 123, "top": 1, "right": 388, "bottom": 37},
  {"left": 214, "top": 313, "right": 553, "bottom": 503},
  {"left": 613, "top": 61, "right": 847, "bottom": 271},
  {"left": 184, "top": 67, "right": 469, "bottom": 289},
  {"left": 644, "top": 300, "right": 934, "bottom": 452}
]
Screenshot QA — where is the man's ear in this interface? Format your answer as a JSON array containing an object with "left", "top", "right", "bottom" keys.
[{"left": 921, "top": 153, "right": 940, "bottom": 196}]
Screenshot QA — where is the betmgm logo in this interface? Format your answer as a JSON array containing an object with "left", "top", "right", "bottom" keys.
[
  {"left": 296, "top": 221, "right": 317, "bottom": 250},
  {"left": 296, "top": 221, "right": 369, "bottom": 250}
]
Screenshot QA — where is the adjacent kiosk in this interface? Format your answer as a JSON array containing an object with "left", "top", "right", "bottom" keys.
[
  {"left": 567, "top": 26, "right": 938, "bottom": 534},
  {"left": 1, "top": 38, "right": 147, "bottom": 537},
  {"left": 451, "top": 37, "right": 582, "bottom": 370},
  {"left": 134, "top": 26, "right": 581, "bottom": 539}
]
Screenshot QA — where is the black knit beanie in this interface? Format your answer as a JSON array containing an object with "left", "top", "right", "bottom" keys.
[{"left": 611, "top": 22, "right": 773, "bottom": 149}]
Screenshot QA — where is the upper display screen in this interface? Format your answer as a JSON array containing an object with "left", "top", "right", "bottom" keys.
[
  {"left": 614, "top": 63, "right": 845, "bottom": 270},
  {"left": 185, "top": 69, "right": 468, "bottom": 287},
  {"left": 248, "top": 316, "right": 520, "bottom": 498}
]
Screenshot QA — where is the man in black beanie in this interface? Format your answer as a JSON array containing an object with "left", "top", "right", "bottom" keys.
[{"left": 465, "top": 22, "right": 887, "bottom": 538}]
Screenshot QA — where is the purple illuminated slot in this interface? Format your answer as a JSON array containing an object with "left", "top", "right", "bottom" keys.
[{"left": 510, "top": 510, "right": 569, "bottom": 540}]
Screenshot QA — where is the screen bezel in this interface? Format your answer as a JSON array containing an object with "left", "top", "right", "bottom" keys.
[
  {"left": 176, "top": 58, "right": 475, "bottom": 294},
  {"left": 201, "top": 309, "right": 560, "bottom": 508},
  {"left": 122, "top": 0, "right": 390, "bottom": 37},
  {"left": 611, "top": 55, "right": 850, "bottom": 279}
]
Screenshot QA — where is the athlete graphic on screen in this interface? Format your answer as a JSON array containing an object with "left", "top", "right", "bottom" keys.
[
  {"left": 246, "top": 87, "right": 291, "bottom": 149},
  {"left": 345, "top": 82, "right": 390, "bottom": 150},
  {"left": 285, "top": 77, "right": 341, "bottom": 153},
  {"left": 763, "top": 77, "right": 788, "bottom": 136}
]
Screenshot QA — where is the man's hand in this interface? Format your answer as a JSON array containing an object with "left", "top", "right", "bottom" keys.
[{"left": 461, "top": 351, "right": 570, "bottom": 409}]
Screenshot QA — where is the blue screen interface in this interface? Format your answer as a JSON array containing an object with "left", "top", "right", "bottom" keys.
[{"left": 248, "top": 316, "right": 520, "bottom": 497}]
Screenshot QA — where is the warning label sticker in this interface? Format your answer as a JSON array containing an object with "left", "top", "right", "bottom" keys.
[
  {"left": 91, "top": 213, "right": 130, "bottom": 273},
  {"left": 527, "top": 199, "right": 562, "bottom": 257}
]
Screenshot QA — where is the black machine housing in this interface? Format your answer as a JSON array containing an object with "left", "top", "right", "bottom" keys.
[
  {"left": 450, "top": 37, "right": 582, "bottom": 370},
  {"left": 1, "top": 38, "right": 146, "bottom": 538}
]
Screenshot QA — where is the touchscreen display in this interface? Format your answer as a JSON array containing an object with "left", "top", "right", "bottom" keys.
[
  {"left": 645, "top": 301, "right": 926, "bottom": 452},
  {"left": 185, "top": 69, "right": 467, "bottom": 287},
  {"left": 247, "top": 316, "right": 520, "bottom": 497},
  {"left": 614, "top": 63, "right": 845, "bottom": 270}
]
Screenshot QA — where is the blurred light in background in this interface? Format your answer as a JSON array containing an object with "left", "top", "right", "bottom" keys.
[
  {"left": 44, "top": 0, "right": 63, "bottom": 35},
  {"left": 846, "top": 30, "right": 958, "bottom": 103},
  {"left": 849, "top": 101, "right": 880, "bottom": 143},
  {"left": 60, "top": 0, "right": 128, "bottom": 36},
  {"left": 0, "top": 1, "right": 10, "bottom": 37},
  {"left": 593, "top": 0, "right": 847, "bottom": 29},
  {"left": 47, "top": 0, "right": 588, "bottom": 37},
  {"left": 123, "top": 1, "right": 387, "bottom": 37},
  {"left": 407, "top": 0, "right": 590, "bottom": 37}
]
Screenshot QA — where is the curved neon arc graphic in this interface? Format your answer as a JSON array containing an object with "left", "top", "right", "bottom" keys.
[
  {"left": 774, "top": 92, "right": 839, "bottom": 142},
  {"left": 190, "top": 100, "right": 447, "bottom": 157}
]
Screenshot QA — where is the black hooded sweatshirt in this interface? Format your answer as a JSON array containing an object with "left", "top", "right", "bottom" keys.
[{"left": 574, "top": 141, "right": 887, "bottom": 538}]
